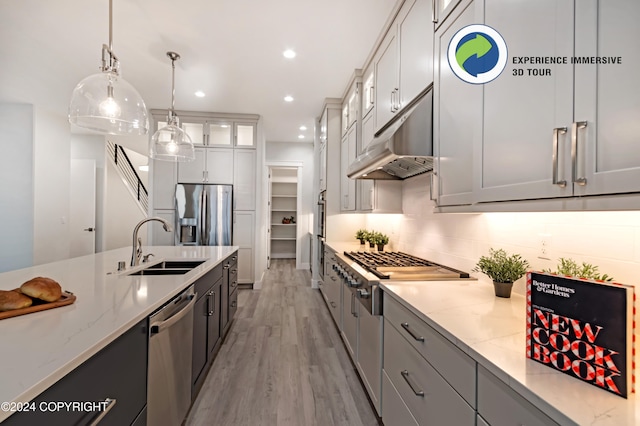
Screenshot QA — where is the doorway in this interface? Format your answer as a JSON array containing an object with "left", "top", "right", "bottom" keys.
[
  {"left": 267, "top": 166, "right": 302, "bottom": 269},
  {"left": 69, "top": 159, "right": 97, "bottom": 257}
]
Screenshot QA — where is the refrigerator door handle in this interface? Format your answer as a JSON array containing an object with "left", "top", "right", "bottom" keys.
[{"left": 202, "top": 189, "right": 209, "bottom": 245}]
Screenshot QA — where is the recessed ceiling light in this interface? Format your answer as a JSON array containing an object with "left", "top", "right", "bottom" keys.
[
  {"left": 299, "top": 125, "right": 307, "bottom": 131},
  {"left": 298, "top": 135, "right": 304, "bottom": 139},
  {"left": 284, "top": 95, "right": 294, "bottom": 102},
  {"left": 195, "top": 90, "right": 205, "bottom": 98},
  {"left": 283, "top": 49, "right": 296, "bottom": 59}
]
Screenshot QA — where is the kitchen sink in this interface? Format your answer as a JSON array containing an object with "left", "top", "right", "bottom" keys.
[
  {"left": 127, "top": 260, "right": 206, "bottom": 276},
  {"left": 146, "top": 260, "right": 205, "bottom": 270},
  {"left": 128, "top": 268, "right": 193, "bottom": 276}
]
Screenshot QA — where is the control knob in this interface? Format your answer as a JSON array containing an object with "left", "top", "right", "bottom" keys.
[{"left": 357, "top": 288, "right": 370, "bottom": 299}]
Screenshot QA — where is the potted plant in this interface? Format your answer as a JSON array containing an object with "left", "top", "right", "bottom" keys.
[
  {"left": 373, "top": 232, "right": 389, "bottom": 251},
  {"left": 473, "top": 248, "right": 529, "bottom": 298},
  {"left": 544, "top": 257, "right": 613, "bottom": 281},
  {"left": 365, "top": 231, "right": 376, "bottom": 248},
  {"left": 355, "top": 229, "right": 368, "bottom": 245}
]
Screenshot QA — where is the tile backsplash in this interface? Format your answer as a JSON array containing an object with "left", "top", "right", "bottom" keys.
[{"left": 364, "top": 174, "right": 640, "bottom": 294}]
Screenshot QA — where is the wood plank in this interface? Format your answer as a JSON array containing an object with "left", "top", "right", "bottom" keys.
[{"left": 186, "top": 259, "right": 380, "bottom": 426}]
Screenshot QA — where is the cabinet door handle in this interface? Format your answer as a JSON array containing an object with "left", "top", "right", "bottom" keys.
[
  {"left": 432, "top": 0, "right": 438, "bottom": 23},
  {"left": 88, "top": 398, "right": 117, "bottom": 426},
  {"left": 390, "top": 91, "right": 395, "bottom": 113},
  {"left": 552, "top": 127, "right": 567, "bottom": 187},
  {"left": 401, "top": 322, "right": 425, "bottom": 342},
  {"left": 401, "top": 370, "right": 425, "bottom": 397},
  {"left": 369, "top": 86, "right": 374, "bottom": 107},
  {"left": 571, "top": 121, "right": 588, "bottom": 186}
]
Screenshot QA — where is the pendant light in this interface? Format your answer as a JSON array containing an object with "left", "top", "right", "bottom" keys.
[
  {"left": 150, "top": 52, "right": 195, "bottom": 162},
  {"left": 68, "top": 0, "right": 149, "bottom": 135}
]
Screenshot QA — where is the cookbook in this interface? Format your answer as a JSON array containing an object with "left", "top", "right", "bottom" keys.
[{"left": 526, "top": 271, "right": 635, "bottom": 398}]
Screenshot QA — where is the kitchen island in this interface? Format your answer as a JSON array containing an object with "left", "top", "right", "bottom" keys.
[
  {"left": 0, "top": 245, "right": 237, "bottom": 423},
  {"left": 382, "top": 280, "right": 639, "bottom": 425}
]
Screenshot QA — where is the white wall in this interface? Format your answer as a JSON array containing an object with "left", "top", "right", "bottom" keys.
[
  {"left": 364, "top": 173, "right": 640, "bottom": 295},
  {"left": 0, "top": 104, "right": 33, "bottom": 272},
  {"left": 264, "top": 141, "right": 315, "bottom": 268},
  {"left": 33, "top": 107, "right": 71, "bottom": 266}
]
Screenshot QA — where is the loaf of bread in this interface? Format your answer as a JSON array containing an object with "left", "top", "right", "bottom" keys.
[
  {"left": 0, "top": 290, "right": 33, "bottom": 311},
  {"left": 20, "top": 277, "right": 62, "bottom": 302}
]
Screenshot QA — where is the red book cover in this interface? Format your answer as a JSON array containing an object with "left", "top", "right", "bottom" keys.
[{"left": 526, "top": 271, "right": 635, "bottom": 398}]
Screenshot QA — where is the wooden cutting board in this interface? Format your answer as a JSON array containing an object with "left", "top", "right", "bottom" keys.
[{"left": 0, "top": 290, "right": 76, "bottom": 320}]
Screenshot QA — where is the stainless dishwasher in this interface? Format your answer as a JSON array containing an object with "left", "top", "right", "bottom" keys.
[{"left": 147, "top": 285, "right": 196, "bottom": 426}]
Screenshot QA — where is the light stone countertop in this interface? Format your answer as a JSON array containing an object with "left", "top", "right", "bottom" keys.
[
  {"left": 324, "top": 241, "right": 638, "bottom": 425},
  {"left": 0, "top": 245, "right": 237, "bottom": 422},
  {"left": 381, "top": 281, "right": 639, "bottom": 426}
]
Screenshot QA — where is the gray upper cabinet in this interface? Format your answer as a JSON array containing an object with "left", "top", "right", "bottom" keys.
[
  {"left": 398, "top": 0, "right": 434, "bottom": 108},
  {"left": 341, "top": 126, "right": 357, "bottom": 211},
  {"left": 573, "top": 0, "right": 640, "bottom": 197},
  {"left": 375, "top": 27, "right": 398, "bottom": 132},
  {"left": 474, "top": 0, "right": 640, "bottom": 205},
  {"left": 433, "top": 0, "right": 479, "bottom": 206},
  {"left": 473, "top": 0, "right": 574, "bottom": 203},
  {"left": 375, "top": 0, "right": 434, "bottom": 133}
]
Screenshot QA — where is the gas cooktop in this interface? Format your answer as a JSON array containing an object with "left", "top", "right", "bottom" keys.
[{"left": 343, "top": 251, "right": 471, "bottom": 280}]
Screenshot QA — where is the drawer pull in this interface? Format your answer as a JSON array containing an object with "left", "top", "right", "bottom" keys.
[
  {"left": 401, "top": 370, "right": 424, "bottom": 397},
  {"left": 88, "top": 398, "right": 117, "bottom": 425},
  {"left": 330, "top": 301, "right": 337, "bottom": 308},
  {"left": 401, "top": 322, "right": 425, "bottom": 342}
]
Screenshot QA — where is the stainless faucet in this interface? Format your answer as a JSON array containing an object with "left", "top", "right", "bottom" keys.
[{"left": 131, "top": 217, "right": 173, "bottom": 266}]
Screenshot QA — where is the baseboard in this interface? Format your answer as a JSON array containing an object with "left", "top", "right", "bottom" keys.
[
  {"left": 252, "top": 270, "right": 266, "bottom": 290},
  {"left": 271, "top": 253, "right": 295, "bottom": 259}
]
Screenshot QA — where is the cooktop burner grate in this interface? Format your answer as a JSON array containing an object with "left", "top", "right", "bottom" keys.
[
  {"left": 343, "top": 251, "right": 470, "bottom": 280},
  {"left": 344, "top": 251, "right": 434, "bottom": 268}
]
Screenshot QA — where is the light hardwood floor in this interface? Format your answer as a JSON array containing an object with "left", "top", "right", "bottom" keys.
[{"left": 186, "top": 259, "right": 380, "bottom": 426}]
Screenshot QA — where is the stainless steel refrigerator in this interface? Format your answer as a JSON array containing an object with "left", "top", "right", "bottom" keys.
[{"left": 175, "top": 184, "right": 233, "bottom": 246}]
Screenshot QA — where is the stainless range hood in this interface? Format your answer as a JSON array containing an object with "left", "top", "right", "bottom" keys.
[{"left": 347, "top": 86, "right": 433, "bottom": 180}]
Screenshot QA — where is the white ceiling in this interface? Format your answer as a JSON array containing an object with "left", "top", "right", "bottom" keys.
[{"left": 0, "top": 0, "right": 397, "bottom": 144}]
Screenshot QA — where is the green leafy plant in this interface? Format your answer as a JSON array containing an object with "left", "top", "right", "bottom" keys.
[
  {"left": 473, "top": 248, "right": 530, "bottom": 283},
  {"left": 544, "top": 258, "right": 613, "bottom": 281},
  {"left": 365, "top": 231, "right": 376, "bottom": 243},
  {"left": 355, "top": 229, "right": 368, "bottom": 242},
  {"left": 373, "top": 232, "right": 389, "bottom": 245}
]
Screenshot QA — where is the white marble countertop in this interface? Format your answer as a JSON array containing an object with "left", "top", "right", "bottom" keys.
[
  {"left": 0, "top": 245, "right": 237, "bottom": 422},
  {"left": 381, "top": 280, "right": 639, "bottom": 426}
]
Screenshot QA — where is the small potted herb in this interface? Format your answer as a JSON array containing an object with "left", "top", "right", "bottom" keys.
[
  {"left": 373, "top": 232, "right": 389, "bottom": 251},
  {"left": 355, "top": 229, "right": 368, "bottom": 245},
  {"left": 473, "top": 248, "right": 530, "bottom": 298},
  {"left": 544, "top": 258, "right": 613, "bottom": 281},
  {"left": 365, "top": 231, "right": 376, "bottom": 248}
]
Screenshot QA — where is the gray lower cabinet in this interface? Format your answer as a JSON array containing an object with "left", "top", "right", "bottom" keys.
[
  {"left": 477, "top": 365, "right": 559, "bottom": 426},
  {"left": 382, "top": 370, "right": 419, "bottom": 426},
  {"left": 192, "top": 265, "right": 223, "bottom": 397},
  {"left": 4, "top": 319, "right": 147, "bottom": 426},
  {"left": 222, "top": 252, "right": 238, "bottom": 336},
  {"left": 382, "top": 293, "right": 476, "bottom": 426},
  {"left": 383, "top": 317, "right": 475, "bottom": 426}
]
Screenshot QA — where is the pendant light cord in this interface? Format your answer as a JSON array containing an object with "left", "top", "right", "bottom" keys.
[{"left": 108, "top": 0, "right": 113, "bottom": 53}]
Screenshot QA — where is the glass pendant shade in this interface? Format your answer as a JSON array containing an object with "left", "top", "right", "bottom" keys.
[
  {"left": 150, "top": 51, "right": 195, "bottom": 162},
  {"left": 69, "top": 70, "right": 149, "bottom": 135},
  {"left": 150, "top": 117, "right": 195, "bottom": 162}
]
